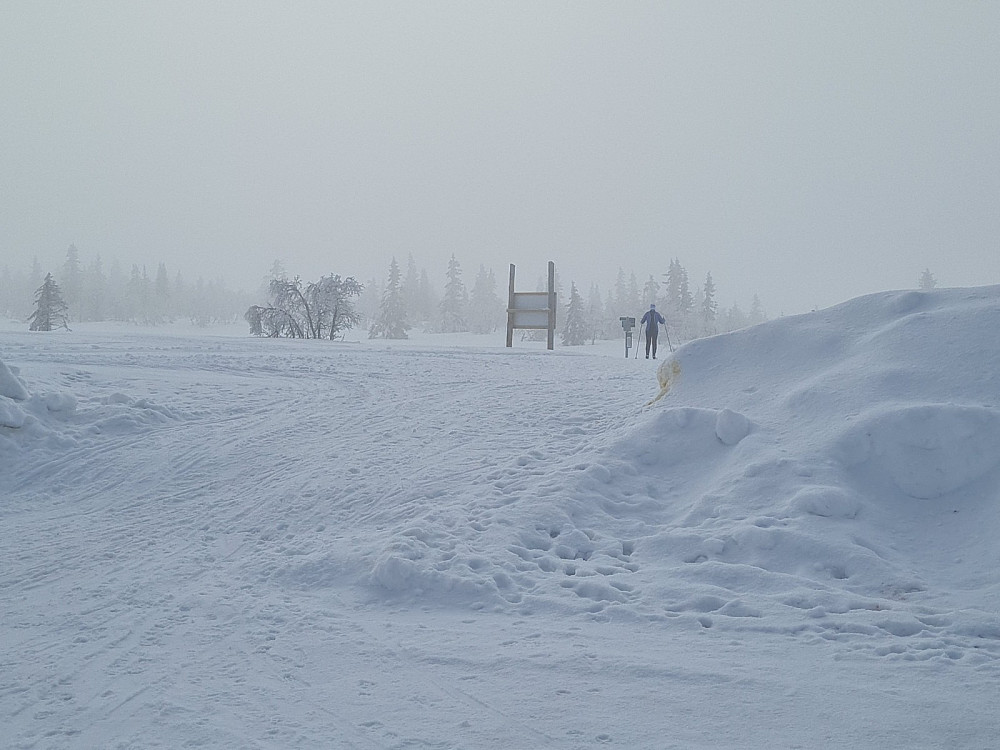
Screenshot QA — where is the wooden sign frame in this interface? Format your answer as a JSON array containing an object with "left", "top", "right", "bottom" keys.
[{"left": 506, "top": 261, "right": 556, "bottom": 350}]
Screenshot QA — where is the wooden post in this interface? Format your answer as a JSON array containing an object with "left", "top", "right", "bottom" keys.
[
  {"left": 506, "top": 264, "right": 516, "bottom": 348},
  {"left": 546, "top": 260, "right": 555, "bottom": 350}
]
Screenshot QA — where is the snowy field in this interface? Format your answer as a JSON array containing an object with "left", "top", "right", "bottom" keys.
[{"left": 2, "top": 286, "right": 1000, "bottom": 749}]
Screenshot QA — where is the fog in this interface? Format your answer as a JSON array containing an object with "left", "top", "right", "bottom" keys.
[{"left": 2, "top": 1, "right": 998, "bottom": 315}]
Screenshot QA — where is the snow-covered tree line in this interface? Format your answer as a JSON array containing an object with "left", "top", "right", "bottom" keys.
[
  {"left": 4, "top": 244, "right": 944, "bottom": 343},
  {"left": 362, "top": 254, "right": 506, "bottom": 339},
  {"left": 2, "top": 245, "right": 252, "bottom": 327},
  {"left": 244, "top": 254, "right": 506, "bottom": 341},
  {"left": 253, "top": 254, "right": 773, "bottom": 345},
  {"left": 26, "top": 245, "right": 941, "bottom": 348},
  {"left": 360, "top": 253, "right": 772, "bottom": 347},
  {"left": 553, "top": 259, "right": 770, "bottom": 346},
  {"left": 4, "top": 247, "right": 770, "bottom": 342}
]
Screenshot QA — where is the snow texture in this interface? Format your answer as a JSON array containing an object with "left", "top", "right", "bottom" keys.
[
  {"left": 0, "top": 358, "right": 30, "bottom": 401},
  {"left": 2, "top": 285, "right": 1000, "bottom": 749}
]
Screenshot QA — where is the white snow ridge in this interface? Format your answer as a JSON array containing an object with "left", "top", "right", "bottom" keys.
[{"left": 2, "top": 286, "right": 1000, "bottom": 748}]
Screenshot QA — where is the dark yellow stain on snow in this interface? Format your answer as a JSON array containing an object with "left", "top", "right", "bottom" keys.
[{"left": 646, "top": 358, "right": 681, "bottom": 407}]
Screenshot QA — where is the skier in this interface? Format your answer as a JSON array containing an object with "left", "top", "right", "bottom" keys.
[{"left": 639, "top": 303, "right": 666, "bottom": 359}]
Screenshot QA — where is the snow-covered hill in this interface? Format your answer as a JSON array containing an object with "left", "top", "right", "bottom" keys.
[{"left": 2, "top": 287, "right": 999, "bottom": 748}]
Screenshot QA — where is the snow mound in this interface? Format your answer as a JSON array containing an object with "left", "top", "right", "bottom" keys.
[
  {"left": 0, "top": 358, "right": 30, "bottom": 401},
  {"left": 715, "top": 407, "right": 752, "bottom": 445},
  {"left": 362, "top": 286, "right": 1000, "bottom": 659},
  {"left": 837, "top": 404, "right": 1000, "bottom": 499},
  {"left": 0, "top": 357, "right": 181, "bottom": 461},
  {"left": 0, "top": 398, "right": 28, "bottom": 429},
  {"left": 789, "top": 485, "right": 862, "bottom": 519}
]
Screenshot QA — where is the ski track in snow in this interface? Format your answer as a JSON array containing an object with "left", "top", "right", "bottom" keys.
[
  {"left": 1, "top": 335, "right": 652, "bottom": 748},
  {"left": 3, "top": 288, "right": 1000, "bottom": 748}
]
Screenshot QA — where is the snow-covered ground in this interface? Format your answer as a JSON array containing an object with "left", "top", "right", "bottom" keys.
[{"left": 2, "top": 286, "right": 999, "bottom": 749}]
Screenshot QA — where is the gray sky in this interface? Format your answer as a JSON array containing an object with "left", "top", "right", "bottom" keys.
[{"left": 2, "top": 1, "right": 998, "bottom": 315}]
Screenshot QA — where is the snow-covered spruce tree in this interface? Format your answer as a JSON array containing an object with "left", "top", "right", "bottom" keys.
[
  {"left": 468, "top": 265, "right": 503, "bottom": 334},
  {"left": 268, "top": 259, "right": 288, "bottom": 283},
  {"left": 81, "top": 255, "right": 106, "bottom": 322},
  {"left": 661, "top": 258, "right": 696, "bottom": 342},
  {"left": 402, "top": 254, "right": 421, "bottom": 327},
  {"left": 417, "top": 268, "right": 437, "bottom": 326},
  {"left": 603, "top": 288, "right": 617, "bottom": 340},
  {"left": 2, "top": 262, "right": 40, "bottom": 321},
  {"left": 439, "top": 254, "right": 468, "bottom": 333},
  {"left": 369, "top": 257, "right": 409, "bottom": 339},
  {"left": 642, "top": 275, "right": 660, "bottom": 307},
  {"left": 28, "top": 273, "right": 71, "bottom": 331},
  {"left": 124, "top": 264, "right": 152, "bottom": 324},
  {"left": 678, "top": 265, "right": 693, "bottom": 316},
  {"left": 701, "top": 272, "right": 718, "bottom": 336},
  {"left": 664, "top": 258, "right": 682, "bottom": 314},
  {"left": 189, "top": 277, "right": 216, "bottom": 327},
  {"left": 586, "top": 283, "right": 605, "bottom": 342},
  {"left": 358, "top": 277, "right": 380, "bottom": 329},
  {"left": 103, "top": 258, "right": 126, "bottom": 321},
  {"left": 613, "top": 268, "right": 628, "bottom": 313},
  {"left": 723, "top": 303, "right": 747, "bottom": 332},
  {"left": 0, "top": 265, "right": 17, "bottom": 319},
  {"left": 612, "top": 268, "right": 639, "bottom": 320},
  {"left": 153, "top": 262, "right": 171, "bottom": 323},
  {"left": 561, "top": 282, "right": 588, "bottom": 346},
  {"left": 29, "top": 256, "right": 43, "bottom": 294},
  {"left": 626, "top": 272, "right": 640, "bottom": 313},
  {"left": 919, "top": 268, "right": 937, "bottom": 290},
  {"left": 61, "top": 244, "right": 82, "bottom": 322},
  {"left": 748, "top": 294, "right": 766, "bottom": 326}
]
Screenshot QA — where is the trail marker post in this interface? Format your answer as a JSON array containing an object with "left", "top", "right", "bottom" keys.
[
  {"left": 506, "top": 261, "right": 557, "bottom": 350},
  {"left": 620, "top": 316, "right": 635, "bottom": 358}
]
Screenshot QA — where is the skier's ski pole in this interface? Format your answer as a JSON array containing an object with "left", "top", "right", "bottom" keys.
[{"left": 664, "top": 325, "right": 674, "bottom": 353}]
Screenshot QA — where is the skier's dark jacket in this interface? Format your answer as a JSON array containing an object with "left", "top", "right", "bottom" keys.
[{"left": 640, "top": 306, "right": 665, "bottom": 334}]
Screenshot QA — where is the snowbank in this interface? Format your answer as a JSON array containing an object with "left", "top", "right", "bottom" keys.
[
  {"left": 0, "top": 354, "right": 179, "bottom": 459},
  {"left": 3, "top": 290, "right": 1000, "bottom": 748},
  {"left": 363, "top": 286, "right": 1000, "bottom": 660}
]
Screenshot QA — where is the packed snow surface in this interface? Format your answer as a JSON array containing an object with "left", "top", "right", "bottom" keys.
[{"left": 2, "top": 286, "right": 999, "bottom": 749}]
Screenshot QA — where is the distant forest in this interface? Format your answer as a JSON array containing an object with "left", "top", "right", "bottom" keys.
[
  {"left": 358, "top": 254, "right": 767, "bottom": 345},
  {"left": 3, "top": 245, "right": 770, "bottom": 345},
  {"left": 2, "top": 245, "right": 254, "bottom": 328}
]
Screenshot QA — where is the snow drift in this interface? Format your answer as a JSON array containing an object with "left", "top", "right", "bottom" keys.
[
  {"left": 3, "top": 287, "right": 1000, "bottom": 750},
  {"left": 360, "top": 287, "right": 1000, "bottom": 658}
]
